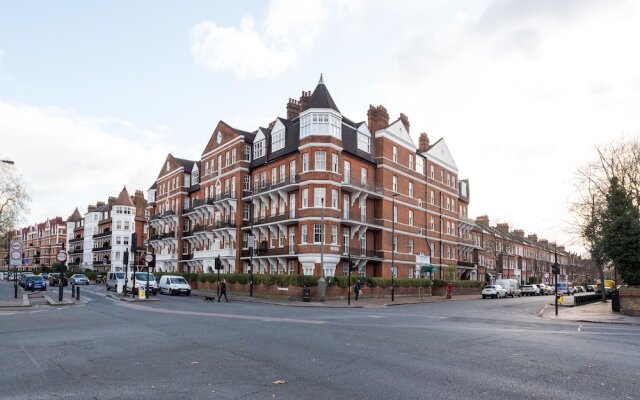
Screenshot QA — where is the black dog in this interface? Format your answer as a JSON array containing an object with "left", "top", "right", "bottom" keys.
[{"left": 204, "top": 296, "right": 215, "bottom": 302}]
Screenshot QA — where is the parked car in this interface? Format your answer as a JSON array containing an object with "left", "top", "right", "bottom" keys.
[
  {"left": 574, "top": 285, "right": 586, "bottom": 293},
  {"left": 586, "top": 285, "right": 596, "bottom": 292},
  {"left": 521, "top": 285, "right": 541, "bottom": 296},
  {"left": 482, "top": 284, "right": 507, "bottom": 299},
  {"left": 106, "top": 272, "right": 126, "bottom": 292},
  {"left": 595, "top": 284, "right": 612, "bottom": 299},
  {"left": 49, "top": 273, "right": 68, "bottom": 287},
  {"left": 69, "top": 274, "right": 90, "bottom": 285},
  {"left": 495, "top": 279, "right": 521, "bottom": 297},
  {"left": 95, "top": 274, "right": 105, "bottom": 284},
  {"left": 19, "top": 272, "right": 34, "bottom": 287},
  {"left": 557, "top": 282, "right": 575, "bottom": 296},
  {"left": 537, "top": 284, "right": 553, "bottom": 295},
  {"left": 39, "top": 273, "right": 49, "bottom": 280},
  {"left": 25, "top": 275, "right": 47, "bottom": 291},
  {"left": 125, "top": 272, "right": 158, "bottom": 295},
  {"left": 0, "top": 272, "right": 5, "bottom": 280},
  {"left": 159, "top": 275, "right": 192, "bottom": 296}
]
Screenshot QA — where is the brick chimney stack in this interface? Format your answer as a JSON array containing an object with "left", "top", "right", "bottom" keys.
[
  {"left": 496, "top": 223, "right": 509, "bottom": 232},
  {"left": 96, "top": 201, "right": 105, "bottom": 207},
  {"left": 527, "top": 234, "right": 538, "bottom": 242},
  {"left": 298, "top": 91, "right": 311, "bottom": 111},
  {"left": 108, "top": 196, "right": 116, "bottom": 207},
  {"left": 418, "top": 132, "right": 430, "bottom": 152},
  {"left": 475, "top": 215, "right": 490, "bottom": 227},
  {"left": 399, "top": 113, "right": 410, "bottom": 133},
  {"left": 87, "top": 205, "right": 96, "bottom": 212},
  {"left": 513, "top": 229, "right": 525, "bottom": 237},
  {"left": 286, "top": 98, "right": 300, "bottom": 120},
  {"left": 367, "top": 105, "right": 389, "bottom": 133},
  {"left": 134, "top": 190, "right": 145, "bottom": 217}
]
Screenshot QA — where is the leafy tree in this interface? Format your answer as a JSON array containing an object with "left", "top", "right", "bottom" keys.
[{"left": 601, "top": 177, "right": 640, "bottom": 286}]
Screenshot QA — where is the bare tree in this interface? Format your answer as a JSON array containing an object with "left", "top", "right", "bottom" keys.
[
  {"left": 0, "top": 163, "right": 31, "bottom": 238},
  {"left": 570, "top": 137, "right": 640, "bottom": 300}
]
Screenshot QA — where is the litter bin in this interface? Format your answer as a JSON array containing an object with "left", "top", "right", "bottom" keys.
[
  {"left": 302, "top": 287, "right": 311, "bottom": 302},
  {"left": 611, "top": 289, "right": 620, "bottom": 312}
]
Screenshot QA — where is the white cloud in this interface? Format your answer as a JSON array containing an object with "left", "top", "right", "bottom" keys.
[
  {"left": 0, "top": 100, "right": 170, "bottom": 225},
  {"left": 381, "top": 0, "right": 640, "bottom": 253},
  {"left": 189, "top": 0, "right": 360, "bottom": 79}
]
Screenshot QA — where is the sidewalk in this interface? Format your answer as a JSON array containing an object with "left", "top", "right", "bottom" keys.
[
  {"left": 191, "top": 289, "right": 481, "bottom": 308},
  {"left": 0, "top": 281, "right": 30, "bottom": 308},
  {"left": 543, "top": 300, "right": 640, "bottom": 325}
]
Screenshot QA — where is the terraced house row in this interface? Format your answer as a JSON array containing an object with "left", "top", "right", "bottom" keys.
[{"left": 144, "top": 76, "right": 583, "bottom": 282}]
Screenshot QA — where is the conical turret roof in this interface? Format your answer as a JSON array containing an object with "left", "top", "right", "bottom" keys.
[
  {"left": 303, "top": 74, "right": 340, "bottom": 112},
  {"left": 68, "top": 207, "right": 82, "bottom": 222},
  {"left": 115, "top": 186, "right": 135, "bottom": 207}
]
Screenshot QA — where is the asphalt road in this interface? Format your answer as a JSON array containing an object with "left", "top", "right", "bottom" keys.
[{"left": 0, "top": 281, "right": 638, "bottom": 400}]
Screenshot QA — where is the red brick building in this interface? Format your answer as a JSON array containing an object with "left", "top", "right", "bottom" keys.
[{"left": 147, "top": 76, "right": 472, "bottom": 279}]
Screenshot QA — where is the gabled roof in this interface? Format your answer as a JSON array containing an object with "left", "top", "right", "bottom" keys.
[
  {"left": 202, "top": 121, "right": 256, "bottom": 155},
  {"left": 424, "top": 138, "right": 458, "bottom": 173},
  {"left": 115, "top": 186, "right": 135, "bottom": 207},
  {"left": 156, "top": 153, "right": 197, "bottom": 179},
  {"left": 174, "top": 157, "right": 196, "bottom": 173},
  {"left": 68, "top": 208, "right": 82, "bottom": 222},
  {"left": 303, "top": 74, "right": 340, "bottom": 113}
]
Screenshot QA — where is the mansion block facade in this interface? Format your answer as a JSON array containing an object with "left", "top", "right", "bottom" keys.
[
  {"left": 147, "top": 77, "right": 474, "bottom": 280},
  {"left": 65, "top": 187, "right": 147, "bottom": 271}
]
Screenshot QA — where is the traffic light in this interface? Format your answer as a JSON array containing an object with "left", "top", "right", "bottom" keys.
[
  {"left": 131, "top": 233, "right": 137, "bottom": 254},
  {"left": 215, "top": 256, "right": 222, "bottom": 270},
  {"left": 349, "top": 260, "right": 357, "bottom": 272},
  {"left": 123, "top": 249, "right": 129, "bottom": 266},
  {"left": 552, "top": 263, "right": 559, "bottom": 275}
]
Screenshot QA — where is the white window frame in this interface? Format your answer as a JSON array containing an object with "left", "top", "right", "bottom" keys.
[
  {"left": 315, "top": 151, "right": 326, "bottom": 171},
  {"left": 254, "top": 140, "right": 265, "bottom": 159},
  {"left": 272, "top": 128, "right": 285, "bottom": 152}
]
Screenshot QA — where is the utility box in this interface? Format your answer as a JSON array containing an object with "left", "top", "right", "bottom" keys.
[{"left": 139, "top": 285, "right": 146, "bottom": 299}]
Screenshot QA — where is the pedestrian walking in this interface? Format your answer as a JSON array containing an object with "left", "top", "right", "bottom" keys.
[
  {"left": 218, "top": 279, "right": 229, "bottom": 302},
  {"left": 354, "top": 280, "right": 361, "bottom": 301}
]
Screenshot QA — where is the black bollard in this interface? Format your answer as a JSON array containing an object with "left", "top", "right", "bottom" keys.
[{"left": 76, "top": 286, "right": 80, "bottom": 301}]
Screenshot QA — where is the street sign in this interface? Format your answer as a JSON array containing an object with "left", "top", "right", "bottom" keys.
[
  {"left": 144, "top": 253, "right": 154, "bottom": 263},
  {"left": 56, "top": 250, "right": 67, "bottom": 263},
  {"left": 248, "top": 235, "right": 255, "bottom": 248},
  {"left": 102, "top": 256, "right": 108, "bottom": 265},
  {"left": 9, "top": 240, "right": 22, "bottom": 266}
]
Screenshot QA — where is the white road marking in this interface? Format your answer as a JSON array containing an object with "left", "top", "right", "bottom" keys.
[
  {"left": 578, "top": 324, "right": 582, "bottom": 332},
  {"left": 114, "top": 302, "right": 326, "bottom": 325},
  {"left": 20, "top": 345, "right": 45, "bottom": 377}
]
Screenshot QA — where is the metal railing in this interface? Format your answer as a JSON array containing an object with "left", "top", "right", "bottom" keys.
[{"left": 246, "top": 174, "right": 300, "bottom": 196}]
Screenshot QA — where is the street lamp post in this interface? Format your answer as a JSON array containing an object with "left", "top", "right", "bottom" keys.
[{"left": 391, "top": 193, "right": 399, "bottom": 302}]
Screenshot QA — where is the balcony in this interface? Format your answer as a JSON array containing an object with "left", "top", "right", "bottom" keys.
[
  {"left": 246, "top": 213, "right": 292, "bottom": 227},
  {"left": 242, "top": 175, "right": 300, "bottom": 198},
  {"left": 92, "top": 245, "right": 111, "bottom": 252},
  {"left": 340, "top": 212, "right": 383, "bottom": 227},
  {"left": 156, "top": 252, "right": 178, "bottom": 261},
  {"left": 69, "top": 237, "right": 83, "bottom": 243},
  {"left": 341, "top": 175, "right": 384, "bottom": 197},
  {"left": 93, "top": 230, "right": 112, "bottom": 239},
  {"left": 192, "top": 198, "right": 215, "bottom": 208},
  {"left": 68, "top": 247, "right": 83, "bottom": 254},
  {"left": 193, "top": 248, "right": 236, "bottom": 259},
  {"left": 213, "top": 192, "right": 237, "bottom": 203},
  {"left": 241, "top": 246, "right": 296, "bottom": 257},
  {"left": 340, "top": 247, "right": 384, "bottom": 259},
  {"left": 213, "top": 220, "right": 237, "bottom": 230}
]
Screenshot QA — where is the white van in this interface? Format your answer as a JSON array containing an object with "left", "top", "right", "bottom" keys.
[
  {"left": 125, "top": 272, "right": 158, "bottom": 295},
  {"left": 106, "top": 272, "right": 126, "bottom": 292},
  {"left": 495, "top": 279, "right": 521, "bottom": 297},
  {"left": 158, "top": 275, "right": 191, "bottom": 296}
]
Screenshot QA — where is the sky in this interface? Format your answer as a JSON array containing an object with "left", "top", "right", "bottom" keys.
[{"left": 1, "top": 0, "right": 639, "bottom": 254}]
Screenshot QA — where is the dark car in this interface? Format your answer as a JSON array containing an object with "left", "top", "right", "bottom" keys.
[
  {"left": 19, "top": 273, "right": 34, "bottom": 288},
  {"left": 49, "top": 273, "right": 68, "bottom": 287},
  {"left": 595, "top": 285, "right": 612, "bottom": 299},
  {"left": 25, "top": 276, "right": 47, "bottom": 291}
]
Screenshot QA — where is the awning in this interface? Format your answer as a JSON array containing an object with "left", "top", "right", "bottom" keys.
[{"left": 421, "top": 265, "right": 438, "bottom": 273}]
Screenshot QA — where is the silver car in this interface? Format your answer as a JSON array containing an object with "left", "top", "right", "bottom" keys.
[{"left": 69, "top": 274, "right": 90, "bottom": 285}]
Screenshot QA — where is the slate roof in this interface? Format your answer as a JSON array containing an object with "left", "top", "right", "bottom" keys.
[
  {"left": 115, "top": 186, "right": 135, "bottom": 207},
  {"left": 302, "top": 74, "right": 340, "bottom": 113},
  {"left": 68, "top": 208, "right": 82, "bottom": 222},
  {"left": 174, "top": 157, "right": 197, "bottom": 173}
]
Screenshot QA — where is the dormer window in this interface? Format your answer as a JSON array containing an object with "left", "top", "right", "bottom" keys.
[
  {"left": 191, "top": 170, "right": 199, "bottom": 185},
  {"left": 272, "top": 128, "right": 285, "bottom": 152},
  {"left": 300, "top": 112, "right": 341, "bottom": 138},
  {"left": 254, "top": 140, "right": 264, "bottom": 159}
]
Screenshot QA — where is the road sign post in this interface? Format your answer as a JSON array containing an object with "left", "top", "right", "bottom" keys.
[
  {"left": 56, "top": 245, "right": 68, "bottom": 302},
  {"left": 9, "top": 240, "right": 22, "bottom": 299}
]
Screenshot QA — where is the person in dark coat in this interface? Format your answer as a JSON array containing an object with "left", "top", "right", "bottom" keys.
[
  {"left": 354, "top": 280, "right": 361, "bottom": 301},
  {"left": 218, "top": 279, "right": 229, "bottom": 302}
]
